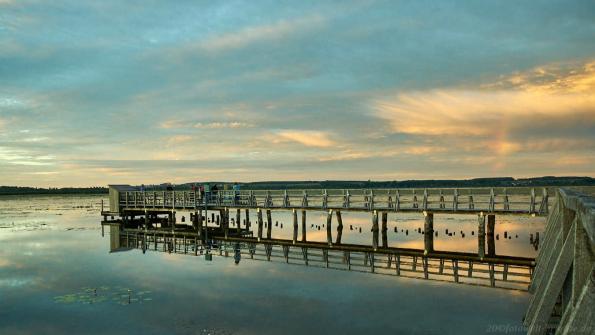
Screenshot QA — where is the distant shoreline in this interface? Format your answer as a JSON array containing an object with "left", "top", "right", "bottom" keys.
[
  {"left": 2, "top": 176, "right": 594, "bottom": 195},
  {"left": 0, "top": 187, "right": 108, "bottom": 196}
]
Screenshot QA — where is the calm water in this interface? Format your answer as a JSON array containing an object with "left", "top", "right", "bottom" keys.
[{"left": 0, "top": 195, "right": 545, "bottom": 334}]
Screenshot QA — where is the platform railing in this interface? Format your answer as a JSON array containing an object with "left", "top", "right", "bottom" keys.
[
  {"left": 524, "top": 188, "right": 594, "bottom": 334},
  {"left": 117, "top": 187, "right": 556, "bottom": 215}
]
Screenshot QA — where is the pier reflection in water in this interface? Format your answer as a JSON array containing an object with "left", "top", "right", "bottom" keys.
[
  {"left": 0, "top": 195, "right": 535, "bottom": 334},
  {"left": 108, "top": 221, "right": 535, "bottom": 290}
]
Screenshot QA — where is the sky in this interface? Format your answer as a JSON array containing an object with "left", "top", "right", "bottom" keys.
[{"left": 1, "top": 0, "right": 594, "bottom": 187}]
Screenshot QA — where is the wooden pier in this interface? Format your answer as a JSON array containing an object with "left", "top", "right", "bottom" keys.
[
  {"left": 99, "top": 185, "right": 594, "bottom": 330},
  {"left": 103, "top": 186, "right": 555, "bottom": 216},
  {"left": 98, "top": 185, "right": 576, "bottom": 290},
  {"left": 523, "top": 188, "right": 594, "bottom": 334}
]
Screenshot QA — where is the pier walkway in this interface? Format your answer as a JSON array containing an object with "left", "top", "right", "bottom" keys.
[
  {"left": 524, "top": 188, "right": 594, "bottom": 334},
  {"left": 103, "top": 186, "right": 556, "bottom": 216}
]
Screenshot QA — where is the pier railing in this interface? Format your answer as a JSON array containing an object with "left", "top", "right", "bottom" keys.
[
  {"left": 524, "top": 188, "right": 594, "bottom": 334},
  {"left": 116, "top": 187, "right": 556, "bottom": 215}
]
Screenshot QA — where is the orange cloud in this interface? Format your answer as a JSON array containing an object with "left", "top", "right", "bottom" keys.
[
  {"left": 375, "top": 89, "right": 595, "bottom": 137},
  {"left": 372, "top": 59, "right": 595, "bottom": 173},
  {"left": 275, "top": 130, "right": 336, "bottom": 148},
  {"left": 483, "top": 60, "right": 595, "bottom": 94}
]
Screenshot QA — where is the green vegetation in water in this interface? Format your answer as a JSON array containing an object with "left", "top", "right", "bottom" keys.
[{"left": 53, "top": 286, "right": 153, "bottom": 306}]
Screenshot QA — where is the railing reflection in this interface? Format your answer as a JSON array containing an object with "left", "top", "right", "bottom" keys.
[{"left": 107, "top": 226, "right": 533, "bottom": 291}]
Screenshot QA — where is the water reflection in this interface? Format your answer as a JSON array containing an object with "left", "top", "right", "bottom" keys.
[
  {"left": 0, "top": 195, "right": 533, "bottom": 334},
  {"left": 135, "top": 208, "right": 545, "bottom": 258}
]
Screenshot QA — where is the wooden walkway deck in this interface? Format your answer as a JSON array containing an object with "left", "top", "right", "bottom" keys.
[{"left": 107, "top": 186, "right": 559, "bottom": 216}]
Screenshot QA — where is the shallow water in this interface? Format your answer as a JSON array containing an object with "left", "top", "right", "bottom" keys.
[{"left": 0, "top": 195, "right": 544, "bottom": 334}]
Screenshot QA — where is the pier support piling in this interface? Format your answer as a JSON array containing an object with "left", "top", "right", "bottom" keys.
[
  {"left": 372, "top": 210, "right": 379, "bottom": 251},
  {"left": 292, "top": 209, "right": 298, "bottom": 244},
  {"left": 487, "top": 214, "right": 496, "bottom": 256},
  {"left": 381, "top": 212, "right": 388, "bottom": 248},
  {"left": 257, "top": 208, "right": 263, "bottom": 241},
  {"left": 301, "top": 210, "right": 307, "bottom": 242},
  {"left": 236, "top": 209, "right": 241, "bottom": 234},
  {"left": 245, "top": 208, "right": 250, "bottom": 231},
  {"left": 266, "top": 210, "right": 272, "bottom": 239},
  {"left": 326, "top": 210, "right": 333, "bottom": 246},
  {"left": 478, "top": 212, "right": 486, "bottom": 259},
  {"left": 336, "top": 210, "right": 343, "bottom": 244},
  {"left": 224, "top": 208, "right": 229, "bottom": 239},
  {"left": 424, "top": 211, "right": 434, "bottom": 254}
]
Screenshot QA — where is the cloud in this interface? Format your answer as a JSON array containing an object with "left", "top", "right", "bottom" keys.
[
  {"left": 374, "top": 60, "right": 595, "bottom": 142},
  {"left": 0, "top": 147, "right": 54, "bottom": 166},
  {"left": 369, "top": 59, "right": 595, "bottom": 174},
  {"left": 275, "top": 130, "right": 336, "bottom": 148},
  {"left": 160, "top": 119, "right": 254, "bottom": 130},
  {"left": 482, "top": 60, "right": 595, "bottom": 94},
  {"left": 166, "top": 135, "right": 193, "bottom": 145},
  {"left": 193, "top": 122, "right": 253, "bottom": 129},
  {"left": 198, "top": 15, "right": 325, "bottom": 53}
]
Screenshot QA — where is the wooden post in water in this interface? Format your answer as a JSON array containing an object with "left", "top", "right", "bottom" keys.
[
  {"left": 478, "top": 212, "right": 486, "bottom": 259},
  {"left": 326, "top": 209, "right": 333, "bottom": 246},
  {"left": 236, "top": 209, "right": 241, "bottom": 234},
  {"left": 372, "top": 210, "right": 379, "bottom": 251},
  {"left": 192, "top": 210, "right": 198, "bottom": 229},
  {"left": 424, "top": 211, "right": 434, "bottom": 254},
  {"left": 245, "top": 208, "right": 250, "bottom": 231},
  {"left": 171, "top": 211, "right": 175, "bottom": 232},
  {"left": 144, "top": 210, "right": 149, "bottom": 230},
  {"left": 266, "top": 209, "right": 272, "bottom": 239},
  {"left": 487, "top": 214, "right": 496, "bottom": 256},
  {"left": 381, "top": 212, "right": 388, "bottom": 248},
  {"left": 224, "top": 208, "right": 229, "bottom": 239},
  {"left": 336, "top": 210, "right": 343, "bottom": 244},
  {"left": 292, "top": 209, "right": 298, "bottom": 244},
  {"left": 197, "top": 209, "right": 203, "bottom": 240},
  {"left": 301, "top": 210, "right": 307, "bottom": 242},
  {"left": 257, "top": 208, "right": 263, "bottom": 241}
]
